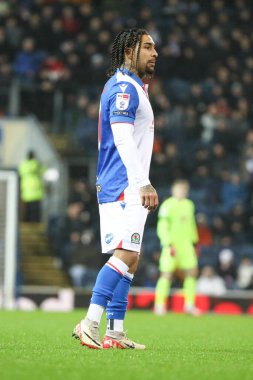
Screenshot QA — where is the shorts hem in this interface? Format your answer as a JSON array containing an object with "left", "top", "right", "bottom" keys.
[{"left": 102, "top": 240, "right": 141, "bottom": 254}]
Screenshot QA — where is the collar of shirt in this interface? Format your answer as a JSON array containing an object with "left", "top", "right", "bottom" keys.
[{"left": 117, "top": 67, "right": 144, "bottom": 87}]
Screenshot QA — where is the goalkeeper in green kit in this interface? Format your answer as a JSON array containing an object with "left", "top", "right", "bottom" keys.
[{"left": 154, "top": 179, "right": 201, "bottom": 316}]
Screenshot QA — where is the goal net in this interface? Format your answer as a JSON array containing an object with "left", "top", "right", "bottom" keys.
[{"left": 0, "top": 170, "right": 18, "bottom": 309}]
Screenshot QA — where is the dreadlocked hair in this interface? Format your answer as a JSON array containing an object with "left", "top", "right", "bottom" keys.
[{"left": 107, "top": 28, "right": 148, "bottom": 77}]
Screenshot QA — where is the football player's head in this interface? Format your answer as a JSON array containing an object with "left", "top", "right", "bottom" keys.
[
  {"left": 171, "top": 179, "right": 190, "bottom": 199},
  {"left": 107, "top": 28, "right": 158, "bottom": 79}
]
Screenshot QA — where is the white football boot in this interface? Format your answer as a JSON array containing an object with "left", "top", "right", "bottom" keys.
[
  {"left": 72, "top": 318, "right": 102, "bottom": 349},
  {"left": 102, "top": 330, "right": 146, "bottom": 350}
]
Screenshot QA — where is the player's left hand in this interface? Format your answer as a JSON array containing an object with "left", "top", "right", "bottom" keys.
[
  {"left": 194, "top": 243, "right": 201, "bottom": 256},
  {"left": 139, "top": 184, "right": 159, "bottom": 212}
]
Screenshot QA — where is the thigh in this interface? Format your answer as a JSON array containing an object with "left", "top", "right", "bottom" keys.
[
  {"left": 99, "top": 199, "right": 148, "bottom": 254},
  {"left": 159, "top": 247, "right": 177, "bottom": 273},
  {"left": 122, "top": 201, "right": 148, "bottom": 252},
  {"left": 175, "top": 243, "right": 198, "bottom": 270},
  {"left": 99, "top": 201, "right": 124, "bottom": 253}
]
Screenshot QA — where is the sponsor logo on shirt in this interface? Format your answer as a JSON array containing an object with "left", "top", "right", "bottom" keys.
[
  {"left": 131, "top": 233, "right": 140, "bottom": 244},
  {"left": 116, "top": 93, "right": 130, "bottom": 110},
  {"left": 105, "top": 233, "right": 114, "bottom": 244},
  {"left": 113, "top": 111, "right": 129, "bottom": 116}
]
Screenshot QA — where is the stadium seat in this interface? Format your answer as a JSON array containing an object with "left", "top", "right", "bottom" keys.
[
  {"left": 171, "top": 293, "right": 211, "bottom": 313},
  {"left": 247, "top": 304, "right": 253, "bottom": 315},
  {"left": 127, "top": 294, "right": 133, "bottom": 310},
  {"left": 134, "top": 292, "right": 155, "bottom": 309},
  {"left": 213, "top": 302, "right": 243, "bottom": 315},
  {"left": 195, "top": 295, "right": 211, "bottom": 313},
  {"left": 171, "top": 293, "right": 184, "bottom": 313}
]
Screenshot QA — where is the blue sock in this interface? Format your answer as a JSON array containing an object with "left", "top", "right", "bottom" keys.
[
  {"left": 91, "top": 257, "right": 128, "bottom": 308},
  {"left": 106, "top": 274, "right": 132, "bottom": 320}
]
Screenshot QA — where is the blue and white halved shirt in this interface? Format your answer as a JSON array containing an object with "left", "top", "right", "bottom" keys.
[{"left": 97, "top": 68, "right": 154, "bottom": 203}]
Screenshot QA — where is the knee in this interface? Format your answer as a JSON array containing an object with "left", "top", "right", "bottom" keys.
[
  {"left": 185, "top": 268, "right": 198, "bottom": 277},
  {"left": 114, "top": 249, "right": 139, "bottom": 268},
  {"left": 127, "top": 252, "right": 139, "bottom": 268}
]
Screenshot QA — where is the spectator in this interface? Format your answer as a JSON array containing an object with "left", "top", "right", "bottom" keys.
[
  {"left": 217, "top": 248, "right": 237, "bottom": 289},
  {"left": 14, "top": 37, "right": 45, "bottom": 82},
  {"left": 68, "top": 178, "right": 92, "bottom": 207},
  {"left": 197, "top": 266, "right": 226, "bottom": 296},
  {"left": 55, "top": 199, "right": 98, "bottom": 287},
  {"left": 40, "top": 55, "right": 66, "bottom": 83},
  {"left": 75, "top": 102, "right": 98, "bottom": 154},
  {"left": 237, "top": 256, "right": 253, "bottom": 290},
  {"left": 196, "top": 213, "right": 213, "bottom": 247},
  {"left": 19, "top": 150, "right": 46, "bottom": 222},
  {"left": 220, "top": 172, "right": 249, "bottom": 212},
  {"left": 54, "top": 202, "right": 87, "bottom": 269},
  {"left": 61, "top": 6, "right": 80, "bottom": 35},
  {"left": 5, "top": 16, "right": 24, "bottom": 51},
  {"left": 200, "top": 103, "right": 220, "bottom": 144},
  {"left": 67, "top": 243, "right": 99, "bottom": 288}
]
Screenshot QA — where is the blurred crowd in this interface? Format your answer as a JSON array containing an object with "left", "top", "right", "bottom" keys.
[
  {"left": 1, "top": 0, "right": 253, "bottom": 289},
  {"left": 47, "top": 178, "right": 101, "bottom": 287}
]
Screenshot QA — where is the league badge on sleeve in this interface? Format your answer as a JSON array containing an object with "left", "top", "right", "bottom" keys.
[{"left": 116, "top": 93, "right": 130, "bottom": 110}]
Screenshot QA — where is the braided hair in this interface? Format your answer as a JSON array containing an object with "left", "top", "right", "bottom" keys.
[{"left": 107, "top": 28, "right": 148, "bottom": 77}]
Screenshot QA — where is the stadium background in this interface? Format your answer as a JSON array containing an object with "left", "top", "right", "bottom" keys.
[{"left": 0, "top": 0, "right": 253, "bottom": 312}]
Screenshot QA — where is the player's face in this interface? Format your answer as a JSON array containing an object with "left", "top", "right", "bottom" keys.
[
  {"left": 172, "top": 184, "right": 189, "bottom": 200},
  {"left": 134, "top": 34, "right": 158, "bottom": 78}
]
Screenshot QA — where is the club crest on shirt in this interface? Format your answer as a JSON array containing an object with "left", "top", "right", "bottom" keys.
[
  {"left": 131, "top": 233, "right": 140, "bottom": 244},
  {"left": 116, "top": 93, "right": 130, "bottom": 110}
]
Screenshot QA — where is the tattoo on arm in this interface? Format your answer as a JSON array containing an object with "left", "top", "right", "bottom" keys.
[{"left": 139, "top": 184, "right": 157, "bottom": 195}]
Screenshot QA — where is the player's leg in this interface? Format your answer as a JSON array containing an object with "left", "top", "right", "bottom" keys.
[
  {"left": 183, "top": 267, "right": 200, "bottom": 315},
  {"left": 103, "top": 254, "right": 145, "bottom": 349},
  {"left": 72, "top": 252, "right": 136, "bottom": 349},
  {"left": 73, "top": 201, "right": 138, "bottom": 349},
  {"left": 103, "top": 200, "right": 148, "bottom": 349},
  {"left": 154, "top": 247, "right": 176, "bottom": 315},
  {"left": 105, "top": 254, "right": 138, "bottom": 334},
  {"left": 179, "top": 244, "right": 200, "bottom": 315}
]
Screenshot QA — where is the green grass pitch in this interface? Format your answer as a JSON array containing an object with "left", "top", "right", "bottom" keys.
[{"left": 0, "top": 310, "right": 253, "bottom": 380}]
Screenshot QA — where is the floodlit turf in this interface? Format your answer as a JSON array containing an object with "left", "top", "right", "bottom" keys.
[{"left": 0, "top": 310, "right": 253, "bottom": 380}]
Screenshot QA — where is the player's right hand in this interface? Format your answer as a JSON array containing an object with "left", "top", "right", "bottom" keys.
[
  {"left": 170, "top": 245, "right": 176, "bottom": 257},
  {"left": 139, "top": 184, "right": 159, "bottom": 212}
]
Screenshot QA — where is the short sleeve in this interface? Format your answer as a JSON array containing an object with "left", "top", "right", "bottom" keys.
[{"left": 109, "top": 81, "right": 139, "bottom": 124}]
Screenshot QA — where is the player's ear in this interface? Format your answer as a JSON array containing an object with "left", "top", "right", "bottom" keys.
[
  {"left": 125, "top": 48, "right": 133, "bottom": 59},
  {"left": 124, "top": 48, "right": 134, "bottom": 67}
]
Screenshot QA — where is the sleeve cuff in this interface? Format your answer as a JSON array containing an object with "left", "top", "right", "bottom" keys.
[
  {"left": 110, "top": 116, "right": 135, "bottom": 124},
  {"left": 136, "top": 178, "right": 151, "bottom": 188}
]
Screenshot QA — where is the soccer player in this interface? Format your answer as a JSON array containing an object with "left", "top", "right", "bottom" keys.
[
  {"left": 72, "top": 28, "right": 158, "bottom": 349},
  {"left": 154, "top": 179, "right": 200, "bottom": 316}
]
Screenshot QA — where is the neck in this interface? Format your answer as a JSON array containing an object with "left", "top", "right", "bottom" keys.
[{"left": 121, "top": 63, "right": 144, "bottom": 80}]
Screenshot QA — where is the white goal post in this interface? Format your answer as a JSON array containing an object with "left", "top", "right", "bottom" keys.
[{"left": 0, "top": 170, "right": 18, "bottom": 309}]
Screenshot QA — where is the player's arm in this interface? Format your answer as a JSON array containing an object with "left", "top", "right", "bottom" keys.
[
  {"left": 111, "top": 122, "right": 158, "bottom": 211},
  {"left": 110, "top": 82, "right": 158, "bottom": 211},
  {"left": 190, "top": 202, "right": 199, "bottom": 244}
]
